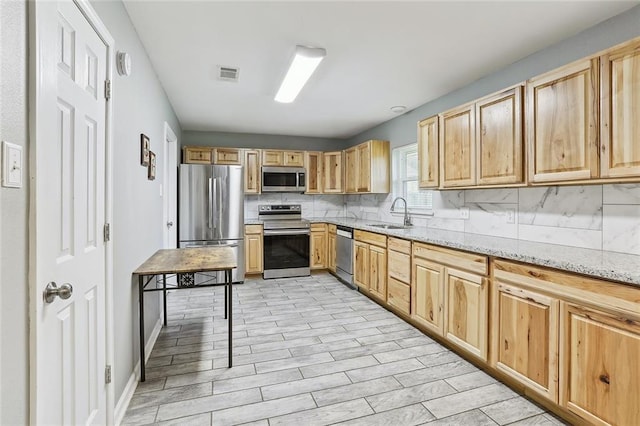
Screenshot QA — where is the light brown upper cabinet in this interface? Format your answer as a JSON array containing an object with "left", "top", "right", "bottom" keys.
[
  {"left": 344, "top": 147, "right": 357, "bottom": 193},
  {"left": 183, "top": 146, "right": 213, "bottom": 164},
  {"left": 323, "top": 151, "right": 344, "bottom": 193},
  {"left": 244, "top": 149, "right": 261, "bottom": 194},
  {"left": 438, "top": 85, "right": 525, "bottom": 189},
  {"left": 214, "top": 148, "right": 243, "bottom": 165},
  {"left": 418, "top": 116, "right": 439, "bottom": 188},
  {"left": 305, "top": 151, "right": 323, "bottom": 194},
  {"left": 440, "top": 104, "right": 476, "bottom": 188},
  {"left": 476, "top": 86, "right": 525, "bottom": 185},
  {"left": 527, "top": 58, "right": 599, "bottom": 183},
  {"left": 600, "top": 39, "right": 640, "bottom": 179},
  {"left": 345, "top": 140, "right": 390, "bottom": 194},
  {"left": 262, "top": 150, "right": 305, "bottom": 167}
]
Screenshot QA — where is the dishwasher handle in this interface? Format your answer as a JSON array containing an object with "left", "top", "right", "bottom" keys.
[{"left": 336, "top": 229, "right": 352, "bottom": 239}]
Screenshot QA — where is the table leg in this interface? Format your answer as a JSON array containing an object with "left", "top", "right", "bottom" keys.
[
  {"left": 227, "top": 269, "right": 232, "bottom": 368},
  {"left": 139, "top": 274, "right": 146, "bottom": 382},
  {"left": 163, "top": 273, "right": 168, "bottom": 326}
]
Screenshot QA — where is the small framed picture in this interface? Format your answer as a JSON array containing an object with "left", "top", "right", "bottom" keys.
[
  {"left": 148, "top": 151, "right": 156, "bottom": 180},
  {"left": 140, "top": 134, "right": 150, "bottom": 166}
]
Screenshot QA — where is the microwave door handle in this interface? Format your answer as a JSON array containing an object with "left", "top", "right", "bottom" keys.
[{"left": 208, "top": 177, "right": 213, "bottom": 229}]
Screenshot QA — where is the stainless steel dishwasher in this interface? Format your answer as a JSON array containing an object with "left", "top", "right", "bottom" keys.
[{"left": 335, "top": 225, "right": 355, "bottom": 288}]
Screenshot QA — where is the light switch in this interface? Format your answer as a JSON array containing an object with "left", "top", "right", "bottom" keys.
[{"left": 2, "top": 141, "right": 23, "bottom": 188}]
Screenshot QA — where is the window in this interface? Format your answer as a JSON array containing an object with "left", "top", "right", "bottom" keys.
[{"left": 392, "top": 143, "right": 433, "bottom": 211}]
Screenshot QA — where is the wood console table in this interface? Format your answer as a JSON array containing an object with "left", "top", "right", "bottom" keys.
[{"left": 133, "top": 247, "right": 237, "bottom": 381}]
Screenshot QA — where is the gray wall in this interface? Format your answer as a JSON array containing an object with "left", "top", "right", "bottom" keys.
[
  {"left": 183, "top": 130, "right": 347, "bottom": 151},
  {"left": 347, "top": 5, "right": 640, "bottom": 148},
  {"left": 0, "top": 1, "right": 29, "bottom": 424},
  {"left": 90, "top": 0, "right": 182, "bottom": 407}
]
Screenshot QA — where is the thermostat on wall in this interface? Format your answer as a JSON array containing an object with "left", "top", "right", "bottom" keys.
[{"left": 117, "top": 51, "right": 132, "bottom": 76}]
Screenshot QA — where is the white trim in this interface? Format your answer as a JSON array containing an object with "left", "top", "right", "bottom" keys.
[
  {"left": 114, "top": 318, "right": 163, "bottom": 426},
  {"left": 163, "top": 122, "right": 178, "bottom": 249}
]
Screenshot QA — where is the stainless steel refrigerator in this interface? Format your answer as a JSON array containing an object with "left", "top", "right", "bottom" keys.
[{"left": 179, "top": 164, "right": 245, "bottom": 283}]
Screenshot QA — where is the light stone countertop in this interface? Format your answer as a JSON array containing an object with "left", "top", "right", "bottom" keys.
[{"left": 246, "top": 217, "right": 640, "bottom": 287}]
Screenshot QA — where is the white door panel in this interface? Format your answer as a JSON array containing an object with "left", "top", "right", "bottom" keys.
[{"left": 32, "top": 0, "right": 109, "bottom": 424}]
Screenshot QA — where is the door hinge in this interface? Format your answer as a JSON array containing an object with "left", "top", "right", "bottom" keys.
[
  {"left": 104, "top": 80, "right": 111, "bottom": 100},
  {"left": 105, "top": 365, "right": 112, "bottom": 384},
  {"left": 103, "top": 223, "right": 111, "bottom": 242}
]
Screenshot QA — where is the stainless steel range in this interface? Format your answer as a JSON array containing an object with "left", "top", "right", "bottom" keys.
[{"left": 259, "top": 204, "right": 311, "bottom": 279}]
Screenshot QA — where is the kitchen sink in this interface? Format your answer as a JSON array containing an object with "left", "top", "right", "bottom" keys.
[{"left": 367, "top": 224, "right": 408, "bottom": 230}]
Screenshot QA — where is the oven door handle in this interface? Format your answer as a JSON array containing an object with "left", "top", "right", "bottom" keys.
[{"left": 263, "top": 229, "right": 310, "bottom": 236}]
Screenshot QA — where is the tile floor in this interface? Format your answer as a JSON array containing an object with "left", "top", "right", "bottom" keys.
[{"left": 122, "top": 273, "right": 566, "bottom": 426}]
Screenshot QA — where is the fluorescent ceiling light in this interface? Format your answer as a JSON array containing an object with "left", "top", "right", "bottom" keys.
[{"left": 275, "top": 45, "right": 326, "bottom": 103}]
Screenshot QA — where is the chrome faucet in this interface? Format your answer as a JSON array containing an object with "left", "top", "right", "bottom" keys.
[{"left": 390, "top": 197, "right": 412, "bottom": 226}]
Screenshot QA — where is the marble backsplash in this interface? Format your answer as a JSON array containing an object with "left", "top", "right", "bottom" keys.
[{"left": 245, "top": 184, "right": 640, "bottom": 256}]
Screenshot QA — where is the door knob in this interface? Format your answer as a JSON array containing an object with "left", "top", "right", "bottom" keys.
[
  {"left": 43, "top": 282, "right": 73, "bottom": 303},
  {"left": 167, "top": 221, "right": 174, "bottom": 228}
]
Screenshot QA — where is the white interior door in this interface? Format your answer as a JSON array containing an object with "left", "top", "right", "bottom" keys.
[
  {"left": 163, "top": 122, "right": 178, "bottom": 249},
  {"left": 31, "top": 1, "right": 110, "bottom": 424}
]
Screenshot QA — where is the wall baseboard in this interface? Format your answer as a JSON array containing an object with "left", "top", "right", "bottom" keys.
[{"left": 114, "top": 317, "right": 163, "bottom": 425}]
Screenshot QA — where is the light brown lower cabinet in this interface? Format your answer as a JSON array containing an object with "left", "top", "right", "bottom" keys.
[
  {"left": 310, "top": 224, "right": 327, "bottom": 270},
  {"left": 411, "top": 242, "right": 489, "bottom": 361},
  {"left": 244, "top": 225, "right": 263, "bottom": 274},
  {"left": 353, "top": 231, "right": 387, "bottom": 301},
  {"left": 444, "top": 267, "right": 489, "bottom": 361},
  {"left": 493, "top": 281, "right": 559, "bottom": 402},
  {"left": 387, "top": 237, "right": 412, "bottom": 315},
  {"left": 327, "top": 225, "right": 337, "bottom": 273},
  {"left": 560, "top": 303, "right": 640, "bottom": 426}
]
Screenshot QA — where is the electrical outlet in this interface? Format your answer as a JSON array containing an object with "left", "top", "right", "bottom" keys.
[
  {"left": 460, "top": 207, "right": 470, "bottom": 220},
  {"left": 506, "top": 208, "right": 515, "bottom": 224}
]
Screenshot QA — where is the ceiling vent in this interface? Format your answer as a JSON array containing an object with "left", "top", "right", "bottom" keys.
[{"left": 218, "top": 66, "right": 239, "bottom": 82}]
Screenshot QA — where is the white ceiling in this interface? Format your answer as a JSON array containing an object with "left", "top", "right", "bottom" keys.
[{"left": 123, "top": 1, "right": 637, "bottom": 139}]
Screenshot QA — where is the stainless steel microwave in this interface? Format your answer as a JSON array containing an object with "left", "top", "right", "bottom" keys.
[{"left": 261, "top": 167, "right": 306, "bottom": 192}]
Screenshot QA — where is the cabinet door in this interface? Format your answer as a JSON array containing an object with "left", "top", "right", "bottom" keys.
[
  {"left": 418, "top": 116, "right": 439, "bottom": 188},
  {"left": 310, "top": 227, "right": 327, "bottom": 270},
  {"left": 214, "top": 148, "right": 243, "bottom": 165},
  {"left": 495, "top": 282, "right": 559, "bottom": 402},
  {"left": 476, "top": 86, "right": 524, "bottom": 185},
  {"left": 369, "top": 245, "right": 387, "bottom": 301},
  {"left": 344, "top": 147, "right": 358, "bottom": 193},
  {"left": 328, "top": 232, "right": 336, "bottom": 273},
  {"left": 305, "top": 151, "right": 323, "bottom": 194},
  {"left": 244, "top": 150, "right": 261, "bottom": 194},
  {"left": 445, "top": 268, "right": 488, "bottom": 361},
  {"left": 527, "top": 58, "right": 599, "bottom": 183},
  {"left": 262, "top": 150, "right": 283, "bottom": 166},
  {"left": 600, "top": 42, "right": 640, "bottom": 178},
  {"left": 353, "top": 241, "right": 369, "bottom": 291},
  {"left": 183, "top": 147, "right": 213, "bottom": 164},
  {"left": 357, "top": 143, "right": 371, "bottom": 192},
  {"left": 560, "top": 303, "right": 640, "bottom": 426},
  {"left": 388, "top": 278, "right": 411, "bottom": 315},
  {"left": 245, "top": 232, "right": 263, "bottom": 274},
  {"left": 283, "top": 151, "right": 305, "bottom": 167},
  {"left": 323, "top": 151, "right": 343, "bottom": 193},
  {"left": 441, "top": 104, "right": 476, "bottom": 187},
  {"left": 412, "top": 257, "right": 445, "bottom": 336}
]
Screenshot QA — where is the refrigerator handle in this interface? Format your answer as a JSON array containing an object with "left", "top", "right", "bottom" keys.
[
  {"left": 217, "top": 178, "right": 223, "bottom": 235},
  {"left": 213, "top": 178, "right": 218, "bottom": 234},
  {"left": 208, "top": 177, "right": 213, "bottom": 229}
]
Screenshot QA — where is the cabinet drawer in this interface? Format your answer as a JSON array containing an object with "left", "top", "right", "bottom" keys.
[
  {"left": 388, "top": 249, "right": 411, "bottom": 284},
  {"left": 354, "top": 230, "right": 387, "bottom": 248},
  {"left": 388, "top": 237, "right": 411, "bottom": 254},
  {"left": 388, "top": 277, "right": 410, "bottom": 315},
  {"left": 328, "top": 224, "right": 337, "bottom": 234},
  {"left": 245, "top": 224, "right": 263, "bottom": 235},
  {"left": 283, "top": 151, "right": 305, "bottom": 167},
  {"left": 413, "top": 242, "right": 487, "bottom": 275},
  {"left": 311, "top": 223, "right": 327, "bottom": 232},
  {"left": 214, "top": 148, "right": 242, "bottom": 165}
]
